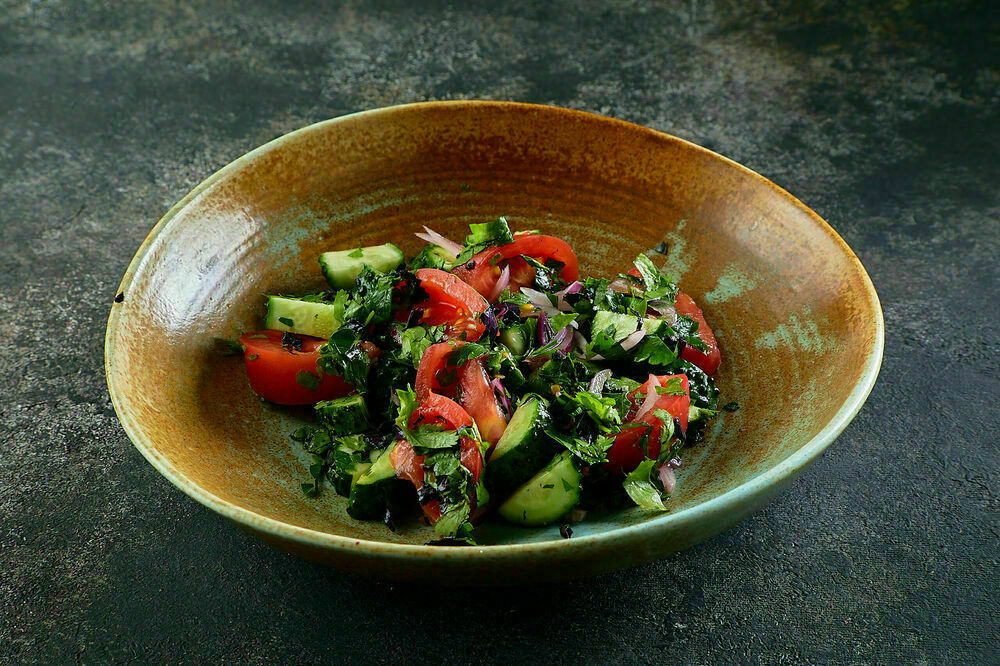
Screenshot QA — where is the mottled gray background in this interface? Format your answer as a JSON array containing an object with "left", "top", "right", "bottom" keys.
[{"left": 2, "top": 1, "right": 998, "bottom": 663}]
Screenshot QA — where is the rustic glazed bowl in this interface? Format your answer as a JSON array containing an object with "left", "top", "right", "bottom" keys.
[{"left": 105, "top": 101, "right": 883, "bottom": 584}]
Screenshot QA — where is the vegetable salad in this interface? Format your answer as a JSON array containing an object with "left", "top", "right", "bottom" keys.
[{"left": 237, "top": 218, "right": 723, "bottom": 543}]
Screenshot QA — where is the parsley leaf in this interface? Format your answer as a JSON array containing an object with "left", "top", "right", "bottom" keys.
[
  {"left": 393, "top": 387, "right": 461, "bottom": 454},
  {"left": 655, "top": 377, "right": 686, "bottom": 396},
  {"left": 295, "top": 369, "right": 322, "bottom": 391},
  {"left": 318, "top": 328, "right": 372, "bottom": 391},
  {"left": 399, "top": 325, "right": 447, "bottom": 368},
  {"left": 347, "top": 247, "right": 364, "bottom": 258},
  {"left": 623, "top": 459, "right": 668, "bottom": 511},
  {"left": 449, "top": 342, "right": 490, "bottom": 366},
  {"left": 455, "top": 217, "right": 514, "bottom": 263},
  {"left": 546, "top": 428, "right": 615, "bottom": 465}
]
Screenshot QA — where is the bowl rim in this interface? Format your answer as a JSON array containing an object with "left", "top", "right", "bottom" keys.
[{"left": 105, "top": 100, "right": 884, "bottom": 561}]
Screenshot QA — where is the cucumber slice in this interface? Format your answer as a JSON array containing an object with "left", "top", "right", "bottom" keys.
[
  {"left": 319, "top": 243, "right": 404, "bottom": 288},
  {"left": 328, "top": 435, "right": 371, "bottom": 497},
  {"left": 347, "top": 443, "right": 409, "bottom": 520},
  {"left": 315, "top": 395, "right": 370, "bottom": 434},
  {"left": 592, "top": 310, "right": 640, "bottom": 342},
  {"left": 265, "top": 295, "right": 340, "bottom": 338},
  {"left": 487, "top": 395, "right": 553, "bottom": 496},
  {"left": 499, "top": 323, "right": 532, "bottom": 356},
  {"left": 498, "top": 451, "right": 581, "bottom": 526}
]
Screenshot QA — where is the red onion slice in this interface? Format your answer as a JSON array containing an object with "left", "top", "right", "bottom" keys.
[
  {"left": 553, "top": 325, "right": 574, "bottom": 354},
  {"left": 588, "top": 368, "right": 613, "bottom": 394},
  {"left": 619, "top": 328, "right": 646, "bottom": 351},
  {"left": 520, "top": 287, "right": 562, "bottom": 316},
  {"left": 609, "top": 278, "right": 632, "bottom": 294},
  {"left": 414, "top": 226, "right": 463, "bottom": 256},
  {"left": 634, "top": 374, "right": 660, "bottom": 421},
  {"left": 573, "top": 331, "right": 588, "bottom": 356},
  {"left": 658, "top": 464, "right": 677, "bottom": 494},
  {"left": 491, "top": 377, "right": 513, "bottom": 418},
  {"left": 488, "top": 264, "right": 511, "bottom": 301}
]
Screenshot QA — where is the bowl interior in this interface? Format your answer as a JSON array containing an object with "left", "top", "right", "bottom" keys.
[{"left": 107, "top": 102, "right": 881, "bottom": 550}]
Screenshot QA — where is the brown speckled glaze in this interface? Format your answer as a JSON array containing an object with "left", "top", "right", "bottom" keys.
[{"left": 105, "top": 101, "right": 883, "bottom": 584}]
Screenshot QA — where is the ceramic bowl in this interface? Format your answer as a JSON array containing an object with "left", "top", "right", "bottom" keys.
[{"left": 105, "top": 101, "right": 883, "bottom": 584}]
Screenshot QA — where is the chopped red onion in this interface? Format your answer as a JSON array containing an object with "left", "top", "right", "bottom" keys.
[
  {"left": 414, "top": 226, "right": 463, "bottom": 256},
  {"left": 609, "top": 278, "right": 632, "bottom": 293},
  {"left": 588, "top": 368, "right": 613, "bottom": 394},
  {"left": 658, "top": 464, "right": 677, "bottom": 494},
  {"left": 647, "top": 301, "right": 678, "bottom": 324},
  {"left": 491, "top": 377, "right": 513, "bottom": 418},
  {"left": 536, "top": 309, "right": 553, "bottom": 345},
  {"left": 666, "top": 456, "right": 682, "bottom": 469},
  {"left": 520, "top": 287, "right": 561, "bottom": 315},
  {"left": 552, "top": 281, "right": 584, "bottom": 310},
  {"left": 553, "top": 325, "right": 573, "bottom": 354},
  {"left": 620, "top": 328, "right": 646, "bottom": 351},
  {"left": 634, "top": 374, "right": 660, "bottom": 421},
  {"left": 573, "top": 331, "right": 588, "bottom": 355},
  {"left": 488, "top": 264, "right": 510, "bottom": 301}
]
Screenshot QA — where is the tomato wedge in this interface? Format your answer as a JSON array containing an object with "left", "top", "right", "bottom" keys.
[
  {"left": 604, "top": 374, "right": 690, "bottom": 475},
  {"left": 408, "top": 392, "right": 483, "bottom": 486},
  {"left": 451, "top": 234, "right": 580, "bottom": 301},
  {"left": 457, "top": 357, "right": 508, "bottom": 447},
  {"left": 414, "top": 341, "right": 463, "bottom": 400},
  {"left": 393, "top": 392, "right": 486, "bottom": 524},
  {"left": 414, "top": 268, "right": 488, "bottom": 341},
  {"left": 239, "top": 330, "right": 366, "bottom": 405},
  {"left": 390, "top": 440, "right": 442, "bottom": 523},
  {"left": 674, "top": 292, "right": 721, "bottom": 376}
]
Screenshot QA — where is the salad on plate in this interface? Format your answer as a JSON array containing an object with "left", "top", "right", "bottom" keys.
[{"left": 236, "top": 218, "right": 723, "bottom": 543}]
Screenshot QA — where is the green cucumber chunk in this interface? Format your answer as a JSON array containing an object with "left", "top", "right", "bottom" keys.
[
  {"left": 347, "top": 442, "right": 408, "bottom": 520},
  {"left": 328, "top": 435, "right": 371, "bottom": 497},
  {"left": 319, "top": 243, "right": 404, "bottom": 288},
  {"left": 499, "top": 323, "right": 531, "bottom": 356},
  {"left": 265, "top": 296, "right": 341, "bottom": 338},
  {"left": 487, "top": 395, "right": 553, "bottom": 496},
  {"left": 315, "top": 395, "right": 370, "bottom": 434},
  {"left": 592, "top": 310, "right": 640, "bottom": 342},
  {"left": 498, "top": 451, "right": 581, "bottom": 526}
]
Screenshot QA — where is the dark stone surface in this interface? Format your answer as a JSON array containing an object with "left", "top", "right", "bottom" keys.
[{"left": 2, "top": 1, "right": 998, "bottom": 662}]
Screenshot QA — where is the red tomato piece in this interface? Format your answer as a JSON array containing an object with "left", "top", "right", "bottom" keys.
[
  {"left": 457, "top": 357, "right": 508, "bottom": 447},
  {"left": 414, "top": 268, "right": 488, "bottom": 341},
  {"left": 451, "top": 234, "right": 580, "bottom": 301},
  {"left": 239, "top": 330, "right": 360, "bottom": 405},
  {"left": 675, "top": 291, "right": 721, "bottom": 376},
  {"left": 390, "top": 440, "right": 442, "bottom": 524},
  {"left": 414, "top": 341, "right": 463, "bottom": 400},
  {"left": 604, "top": 374, "right": 690, "bottom": 475}
]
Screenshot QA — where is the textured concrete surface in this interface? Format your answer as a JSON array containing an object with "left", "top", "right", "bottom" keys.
[{"left": 2, "top": 0, "right": 998, "bottom": 663}]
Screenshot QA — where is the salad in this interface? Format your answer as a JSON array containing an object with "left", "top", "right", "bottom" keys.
[{"left": 237, "top": 218, "right": 723, "bottom": 543}]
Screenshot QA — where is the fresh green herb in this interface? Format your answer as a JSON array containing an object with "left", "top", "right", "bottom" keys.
[
  {"left": 317, "top": 328, "right": 372, "bottom": 391},
  {"left": 295, "top": 369, "right": 322, "bottom": 391},
  {"left": 655, "top": 377, "right": 686, "bottom": 396},
  {"left": 623, "top": 459, "right": 668, "bottom": 511},
  {"left": 278, "top": 316, "right": 294, "bottom": 327},
  {"left": 456, "top": 217, "right": 514, "bottom": 263},
  {"left": 450, "top": 342, "right": 490, "bottom": 366},
  {"left": 247, "top": 354, "right": 258, "bottom": 361},
  {"left": 347, "top": 247, "right": 364, "bottom": 258},
  {"left": 247, "top": 333, "right": 268, "bottom": 339},
  {"left": 399, "top": 325, "right": 447, "bottom": 368}
]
